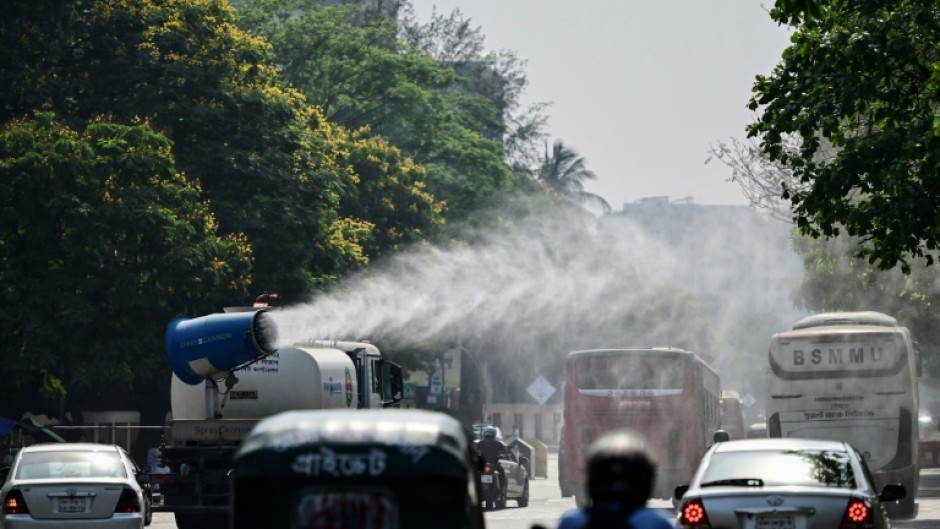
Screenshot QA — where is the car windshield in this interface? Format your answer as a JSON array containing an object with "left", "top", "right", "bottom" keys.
[
  {"left": 700, "top": 449, "right": 856, "bottom": 488},
  {"left": 16, "top": 450, "right": 126, "bottom": 479}
]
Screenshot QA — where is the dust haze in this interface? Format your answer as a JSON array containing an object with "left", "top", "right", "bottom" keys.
[{"left": 271, "top": 202, "right": 806, "bottom": 404}]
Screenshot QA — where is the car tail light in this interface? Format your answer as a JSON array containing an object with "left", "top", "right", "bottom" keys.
[
  {"left": 4, "top": 490, "right": 29, "bottom": 515},
  {"left": 678, "top": 498, "right": 711, "bottom": 528},
  {"left": 840, "top": 498, "right": 874, "bottom": 529},
  {"left": 115, "top": 488, "right": 140, "bottom": 513}
]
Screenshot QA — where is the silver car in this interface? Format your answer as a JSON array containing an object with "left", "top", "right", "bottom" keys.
[
  {"left": 0, "top": 443, "right": 152, "bottom": 528},
  {"left": 674, "top": 437, "right": 905, "bottom": 529}
]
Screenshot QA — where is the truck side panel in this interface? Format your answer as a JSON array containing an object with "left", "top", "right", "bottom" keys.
[{"left": 170, "top": 347, "right": 358, "bottom": 421}]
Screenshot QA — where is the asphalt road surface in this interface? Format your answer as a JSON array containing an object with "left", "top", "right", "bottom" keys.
[{"left": 148, "top": 454, "right": 940, "bottom": 528}]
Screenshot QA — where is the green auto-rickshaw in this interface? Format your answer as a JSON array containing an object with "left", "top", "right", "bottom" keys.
[{"left": 232, "top": 409, "right": 485, "bottom": 529}]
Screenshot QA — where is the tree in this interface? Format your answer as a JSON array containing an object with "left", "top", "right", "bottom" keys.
[
  {"left": 336, "top": 129, "right": 445, "bottom": 259},
  {"left": 397, "top": 3, "right": 550, "bottom": 171},
  {"left": 748, "top": 0, "right": 940, "bottom": 272},
  {"left": 536, "top": 140, "right": 611, "bottom": 214},
  {"left": 0, "top": 0, "right": 364, "bottom": 301},
  {"left": 0, "top": 112, "right": 252, "bottom": 417},
  {"left": 238, "top": 0, "right": 544, "bottom": 224}
]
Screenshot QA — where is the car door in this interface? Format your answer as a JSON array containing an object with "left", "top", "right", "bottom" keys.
[{"left": 499, "top": 451, "right": 523, "bottom": 497}]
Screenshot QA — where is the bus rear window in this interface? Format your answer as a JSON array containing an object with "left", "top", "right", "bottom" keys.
[
  {"left": 770, "top": 332, "right": 906, "bottom": 377},
  {"left": 576, "top": 355, "right": 684, "bottom": 391}
]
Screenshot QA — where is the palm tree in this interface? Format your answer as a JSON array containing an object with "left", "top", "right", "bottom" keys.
[{"left": 536, "top": 140, "right": 611, "bottom": 214}]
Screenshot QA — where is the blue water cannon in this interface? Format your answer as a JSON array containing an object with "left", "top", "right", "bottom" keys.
[{"left": 166, "top": 310, "right": 279, "bottom": 385}]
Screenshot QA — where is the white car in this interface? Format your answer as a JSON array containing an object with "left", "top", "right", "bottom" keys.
[
  {"left": 0, "top": 443, "right": 152, "bottom": 528},
  {"left": 675, "top": 437, "right": 904, "bottom": 529}
]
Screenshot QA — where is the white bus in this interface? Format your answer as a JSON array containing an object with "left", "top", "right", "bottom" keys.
[{"left": 766, "top": 311, "right": 920, "bottom": 517}]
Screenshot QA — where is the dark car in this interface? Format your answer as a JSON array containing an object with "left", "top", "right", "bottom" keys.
[
  {"left": 474, "top": 440, "right": 529, "bottom": 509},
  {"left": 675, "top": 437, "right": 904, "bottom": 529}
]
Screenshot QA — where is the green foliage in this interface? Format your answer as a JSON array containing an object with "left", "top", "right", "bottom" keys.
[
  {"left": 237, "top": 0, "right": 525, "bottom": 223},
  {"left": 0, "top": 0, "right": 358, "bottom": 301},
  {"left": 770, "top": 0, "right": 826, "bottom": 25},
  {"left": 749, "top": 0, "right": 940, "bottom": 272},
  {"left": 535, "top": 140, "right": 611, "bottom": 214},
  {"left": 0, "top": 111, "right": 252, "bottom": 414},
  {"left": 337, "top": 130, "right": 445, "bottom": 258}
]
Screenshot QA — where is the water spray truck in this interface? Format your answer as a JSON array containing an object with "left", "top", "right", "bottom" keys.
[{"left": 157, "top": 301, "right": 404, "bottom": 529}]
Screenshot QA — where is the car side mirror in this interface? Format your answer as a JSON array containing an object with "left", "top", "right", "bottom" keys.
[
  {"left": 674, "top": 484, "right": 689, "bottom": 500},
  {"left": 879, "top": 483, "right": 906, "bottom": 502},
  {"left": 519, "top": 456, "right": 529, "bottom": 465}
]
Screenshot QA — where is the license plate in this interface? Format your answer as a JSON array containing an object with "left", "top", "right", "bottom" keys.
[
  {"left": 756, "top": 515, "right": 794, "bottom": 529},
  {"left": 57, "top": 497, "right": 87, "bottom": 513},
  {"left": 480, "top": 474, "right": 493, "bottom": 483},
  {"left": 292, "top": 489, "right": 397, "bottom": 529}
]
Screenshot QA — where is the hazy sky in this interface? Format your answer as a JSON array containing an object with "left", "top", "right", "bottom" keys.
[{"left": 409, "top": 1, "right": 793, "bottom": 208}]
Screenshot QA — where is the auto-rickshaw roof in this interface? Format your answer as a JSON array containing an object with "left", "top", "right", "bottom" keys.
[{"left": 236, "top": 409, "right": 470, "bottom": 469}]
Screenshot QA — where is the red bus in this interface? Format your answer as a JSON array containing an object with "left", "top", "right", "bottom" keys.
[{"left": 558, "top": 348, "right": 720, "bottom": 506}]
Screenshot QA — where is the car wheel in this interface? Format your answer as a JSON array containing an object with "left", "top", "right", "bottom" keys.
[
  {"left": 144, "top": 496, "right": 153, "bottom": 526},
  {"left": 517, "top": 480, "right": 529, "bottom": 508}
]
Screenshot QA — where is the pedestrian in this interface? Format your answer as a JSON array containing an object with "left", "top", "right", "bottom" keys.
[{"left": 556, "top": 429, "right": 674, "bottom": 529}]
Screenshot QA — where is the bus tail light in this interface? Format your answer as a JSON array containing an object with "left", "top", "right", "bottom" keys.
[
  {"left": 678, "top": 497, "right": 711, "bottom": 528},
  {"left": 840, "top": 498, "right": 874, "bottom": 529},
  {"left": 4, "top": 490, "right": 29, "bottom": 515}
]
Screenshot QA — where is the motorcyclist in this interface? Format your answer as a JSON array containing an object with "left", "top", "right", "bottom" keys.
[
  {"left": 477, "top": 426, "right": 509, "bottom": 498},
  {"left": 556, "top": 429, "right": 674, "bottom": 529}
]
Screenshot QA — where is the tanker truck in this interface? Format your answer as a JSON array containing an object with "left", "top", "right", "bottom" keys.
[{"left": 157, "top": 306, "right": 404, "bottom": 529}]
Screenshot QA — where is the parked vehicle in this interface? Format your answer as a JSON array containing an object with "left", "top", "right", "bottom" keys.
[
  {"left": 231, "top": 408, "right": 485, "bottom": 529},
  {"left": 158, "top": 304, "right": 403, "bottom": 529},
  {"left": 674, "top": 437, "right": 905, "bottom": 529},
  {"left": 475, "top": 442, "right": 529, "bottom": 510},
  {"left": 766, "top": 311, "right": 921, "bottom": 517},
  {"left": 559, "top": 348, "right": 720, "bottom": 506},
  {"left": 0, "top": 442, "right": 153, "bottom": 528}
]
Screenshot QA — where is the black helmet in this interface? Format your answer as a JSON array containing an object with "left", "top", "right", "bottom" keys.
[
  {"left": 585, "top": 429, "right": 656, "bottom": 509},
  {"left": 713, "top": 429, "right": 730, "bottom": 443}
]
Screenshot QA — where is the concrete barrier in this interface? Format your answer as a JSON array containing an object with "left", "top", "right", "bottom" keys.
[
  {"left": 510, "top": 438, "right": 549, "bottom": 478},
  {"left": 530, "top": 439, "right": 548, "bottom": 478}
]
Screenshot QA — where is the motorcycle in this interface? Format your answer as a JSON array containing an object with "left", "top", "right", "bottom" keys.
[{"left": 478, "top": 460, "right": 506, "bottom": 510}]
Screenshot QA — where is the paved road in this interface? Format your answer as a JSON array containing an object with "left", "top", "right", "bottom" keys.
[{"left": 148, "top": 455, "right": 940, "bottom": 528}]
